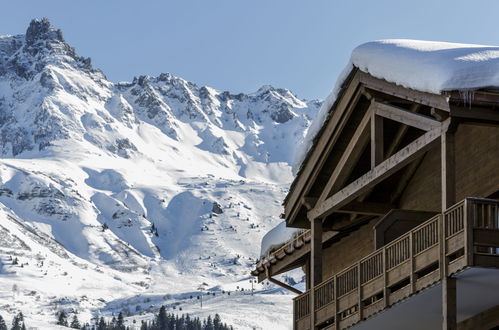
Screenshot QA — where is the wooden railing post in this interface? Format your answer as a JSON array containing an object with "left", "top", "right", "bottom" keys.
[
  {"left": 334, "top": 275, "right": 339, "bottom": 330},
  {"left": 410, "top": 230, "right": 416, "bottom": 294},
  {"left": 382, "top": 246, "right": 388, "bottom": 308},
  {"left": 357, "top": 261, "right": 363, "bottom": 321},
  {"left": 464, "top": 199, "right": 474, "bottom": 267}
]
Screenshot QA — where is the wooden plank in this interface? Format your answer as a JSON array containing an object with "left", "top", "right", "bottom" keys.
[
  {"left": 359, "top": 71, "right": 450, "bottom": 111},
  {"left": 317, "top": 106, "right": 372, "bottom": 204},
  {"left": 309, "top": 121, "right": 447, "bottom": 220},
  {"left": 374, "top": 101, "right": 441, "bottom": 131},
  {"left": 450, "top": 106, "right": 499, "bottom": 124},
  {"left": 473, "top": 228, "right": 499, "bottom": 247},
  {"left": 371, "top": 110, "right": 384, "bottom": 168},
  {"left": 474, "top": 253, "right": 499, "bottom": 268}
]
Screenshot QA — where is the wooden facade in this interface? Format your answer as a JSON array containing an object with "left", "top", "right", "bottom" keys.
[{"left": 252, "top": 69, "right": 499, "bottom": 330}]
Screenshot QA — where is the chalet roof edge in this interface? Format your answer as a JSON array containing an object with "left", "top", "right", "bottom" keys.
[{"left": 292, "top": 39, "right": 499, "bottom": 177}]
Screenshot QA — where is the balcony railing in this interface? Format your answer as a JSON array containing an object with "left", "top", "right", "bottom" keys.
[{"left": 293, "top": 197, "right": 499, "bottom": 330}]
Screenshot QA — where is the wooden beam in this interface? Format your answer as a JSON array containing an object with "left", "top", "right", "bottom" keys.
[
  {"left": 359, "top": 71, "right": 450, "bottom": 111},
  {"left": 265, "top": 267, "right": 303, "bottom": 295},
  {"left": 310, "top": 217, "right": 322, "bottom": 329},
  {"left": 450, "top": 106, "right": 499, "bottom": 125},
  {"left": 337, "top": 202, "right": 394, "bottom": 216},
  {"left": 285, "top": 71, "right": 363, "bottom": 226},
  {"left": 311, "top": 218, "right": 323, "bottom": 286},
  {"left": 353, "top": 103, "right": 420, "bottom": 212},
  {"left": 431, "top": 107, "right": 450, "bottom": 121},
  {"left": 442, "top": 276, "right": 457, "bottom": 330},
  {"left": 374, "top": 101, "right": 441, "bottom": 131},
  {"left": 371, "top": 110, "right": 384, "bottom": 168},
  {"left": 308, "top": 121, "right": 448, "bottom": 220},
  {"left": 301, "top": 197, "right": 318, "bottom": 211},
  {"left": 316, "top": 106, "right": 372, "bottom": 204},
  {"left": 441, "top": 130, "right": 456, "bottom": 210}
]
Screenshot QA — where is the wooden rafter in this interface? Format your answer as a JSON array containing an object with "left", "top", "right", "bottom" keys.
[
  {"left": 285, "top": 71, "right": 363, "bottom": 226},
  {"left": 316, "top": 105, "right": 372, "bottom": 204},
  {"left": 352, "top": 104, "right": 421, "bottom": 214},
  {"left": 371, "top": 109, "right": 384, "bottom": 168},
  {"left": 308, "top": 120, "right": 449, "bottom": 220},
  {"left": 359, "top": 71, "right": 450, "bottom": 111},
  {"left": 374, "top": 101, "right": 441, "bottom": 131}
]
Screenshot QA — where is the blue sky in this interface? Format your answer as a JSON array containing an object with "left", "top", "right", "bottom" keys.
[{"left": 1, "top": 0, "right": 499, "bottom": 100}]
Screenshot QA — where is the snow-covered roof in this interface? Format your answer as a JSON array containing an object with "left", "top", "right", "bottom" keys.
[
  {"left": 259, "top": 221, "right": 304, "bottom": 257},
  {"left": 294, "top": 39, "right": 499, "bottom": 173}
]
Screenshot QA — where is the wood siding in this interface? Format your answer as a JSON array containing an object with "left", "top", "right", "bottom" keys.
[{"left": 399, "top": 123, "right": 499, "bottom": 212}]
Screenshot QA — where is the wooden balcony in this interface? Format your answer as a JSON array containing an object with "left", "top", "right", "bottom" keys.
[{"left": 294, "top": 197, "right": 499, "bottom": 330}]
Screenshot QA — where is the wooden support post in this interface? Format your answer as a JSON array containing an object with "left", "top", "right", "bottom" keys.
[
  {"left": 371, "top": 110, "right": 384, "bottom": 169},
  {"left": 443, "top": 276, "right": 457, "bottom": 330},
  {"left": 311, "top": 218, "right": 323, "bottom": 286},
  {"left": 310, "top": 217, "right": 323, "bottom": 329},
  {"left": 305, "top": 260, "right": 311, "bottom": 291},
  {"left": 441, "top": 131, "right": 456, "bottom": 210},
  {"left": 441, "top": 128, "right": 457, "bottom": 330}
]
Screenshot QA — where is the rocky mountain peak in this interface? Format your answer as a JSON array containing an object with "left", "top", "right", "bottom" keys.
[{"left": 25, "top": 18, "right": 64, "bottom": 46}]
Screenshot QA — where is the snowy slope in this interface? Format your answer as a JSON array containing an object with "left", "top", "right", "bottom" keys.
[{"left": 0, "top": 18, "right": 320, "bottom": 329}]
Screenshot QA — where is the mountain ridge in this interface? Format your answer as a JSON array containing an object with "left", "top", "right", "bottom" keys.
[{"left": 0, "top": 18, "right": 319, "bottom": 329}]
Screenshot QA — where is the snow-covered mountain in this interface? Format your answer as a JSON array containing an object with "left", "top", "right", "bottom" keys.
[{"left": 0, "top": 18, "right": 320, "bottom": 329}]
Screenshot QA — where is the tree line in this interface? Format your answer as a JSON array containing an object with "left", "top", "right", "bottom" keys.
[{"left": 0, "top": 307, "right": 233, "bottom": 330}]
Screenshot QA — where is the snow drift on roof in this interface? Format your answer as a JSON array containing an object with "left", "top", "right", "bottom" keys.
[
  {"left": 293, "top": 39, "right": 499, "bottom": 174},
  {"left": 260, "top": 221, "right": 304, "bottom": 257}
]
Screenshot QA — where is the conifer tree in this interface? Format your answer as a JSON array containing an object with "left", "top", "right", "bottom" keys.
[
  {"left": 11, "top": 312, "right": 25, "bottom": 330},
  {"left": 213, "top": 314, "right": 221, "bottom": 330},
  {"left": 205, "top": 316, "right": 214, "bottom": 330},
  {"left": 0, "top": 315, "right": 6, "bottom": 330},
  {"left": 57, "top": 311, "right": 69, "bottom": 327},
  {"left": 97, "top": 317, "right": 107, "bottom": 330},
  {"left": 156, "top": 306, "right": 167, "bottom": 330},
  {"left": 116, "top": 312, "right": 125, "bottom": 330},
  {"left": 70, "top": 314, "right": 81, "bottom": 329}
]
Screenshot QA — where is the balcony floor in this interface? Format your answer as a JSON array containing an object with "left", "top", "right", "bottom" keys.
[{"left": 351, "top": 267, "right": 499, "bottom": 330}]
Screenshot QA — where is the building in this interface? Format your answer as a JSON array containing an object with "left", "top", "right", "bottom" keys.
[{"left": 252, "top": 40, "right": 499, "bottom": 330}]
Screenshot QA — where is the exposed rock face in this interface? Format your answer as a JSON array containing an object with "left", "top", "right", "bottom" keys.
[
  {"left": 0, "top": 19, "right": 318, "bottom": 328},
  {"left": 0, "top": 18, "right": 321, "bottom": 161},
  {"left": 212, "top": 202, "right": 224, "bottom": 214}
]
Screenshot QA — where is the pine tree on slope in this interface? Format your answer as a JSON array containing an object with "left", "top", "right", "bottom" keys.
[
  {"left": 0, "top": 314, "right": 6, "bottom": 330},
  {"left": 57, "top": 311, "right": 69, "bottom": 327},
  {"left": 70, "top": 314, "right": 81, "bottom": 329},
  {"left": 11, "top": 312, "right": 26, "bottom": 330}
]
